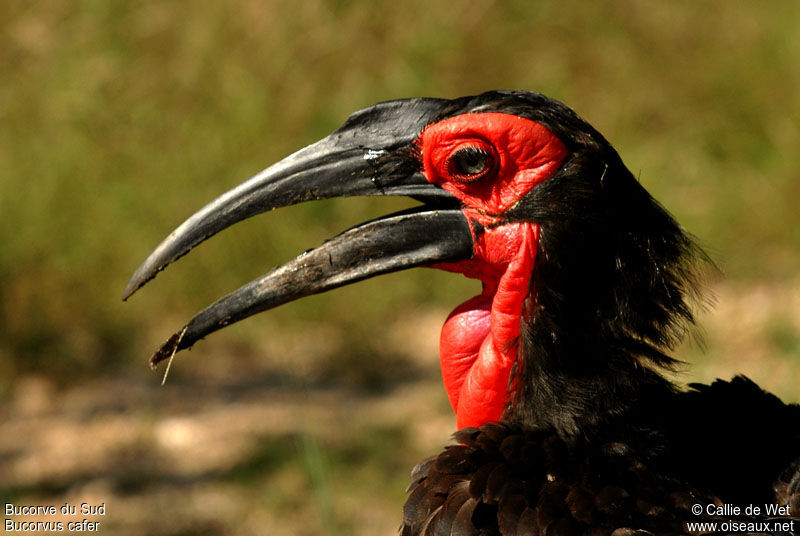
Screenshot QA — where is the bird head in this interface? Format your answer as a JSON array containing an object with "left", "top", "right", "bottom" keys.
[{"left": 125, "top": 91, "right": 704, "bottom": 431}]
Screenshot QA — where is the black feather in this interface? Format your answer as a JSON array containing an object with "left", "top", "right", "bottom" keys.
[{"left": 400, "top": 91, "right": 800, "bottom": 535}]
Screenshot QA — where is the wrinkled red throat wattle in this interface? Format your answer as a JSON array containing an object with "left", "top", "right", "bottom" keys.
[
  {"left": 434, "top": 222, "right": 539, "bottom": 429},
  {"left": 417, "top": 112, "right": 568, "bottom": 429}
]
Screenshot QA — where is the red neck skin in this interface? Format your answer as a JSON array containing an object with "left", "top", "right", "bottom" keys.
[
  {"left": 417, "top": 112, "right": 567, "bottom": 429},
  {"left": 433, "top": 219, "right": 539, "bottom": 429}
]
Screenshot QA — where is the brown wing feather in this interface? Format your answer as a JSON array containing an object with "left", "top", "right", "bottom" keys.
[
  {"left": 401, "top": 423, "right": 748, "bottom": 536},
  {"left": 774, "top": 456, "right": 800, "bottom": 512}
]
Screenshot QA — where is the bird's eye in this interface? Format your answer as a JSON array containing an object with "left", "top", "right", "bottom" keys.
[{"left": 446, "top": 146, "right": 495, "bottom": 183}]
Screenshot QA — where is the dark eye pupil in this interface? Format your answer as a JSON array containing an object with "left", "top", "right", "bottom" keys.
[{"left": 451, "top": 147, "right": 491, "bottom": 178}]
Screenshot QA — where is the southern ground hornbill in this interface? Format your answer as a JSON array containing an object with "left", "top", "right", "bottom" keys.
[{"left": 125, "top": 91, "right": 800, "bottom": 535}]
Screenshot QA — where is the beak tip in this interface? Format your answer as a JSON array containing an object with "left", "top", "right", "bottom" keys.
[
  {"left": 149, "top": 328, "right": 185, "bottom": 368},
  {"left": 121, "top": 284, "right": 137, "bottom": 302},
  {"left": 122, "top": 277, "right": 146, "bottom": 302},
  {"left": 123, "top": 260, "right": 165, "bottom": 302}
]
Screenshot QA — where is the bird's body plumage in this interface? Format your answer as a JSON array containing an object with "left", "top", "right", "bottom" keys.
[
  {"left": 126, "top": 90, "right": 800, "bottom": 535},
  {"left": 403, "top": 377, "right": 800, "bottom": 536}
]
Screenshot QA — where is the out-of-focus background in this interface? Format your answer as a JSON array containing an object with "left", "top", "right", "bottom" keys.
[{"left": 1, "top": 1, "right": 798, "bottom": 534}]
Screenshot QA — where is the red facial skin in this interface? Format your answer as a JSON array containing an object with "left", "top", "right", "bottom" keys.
[{"left": 419, "top": 113, "right": 568, "bottom": 429}]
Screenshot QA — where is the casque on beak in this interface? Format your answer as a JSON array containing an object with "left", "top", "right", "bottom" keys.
[{"left": 124, "top": 98, "right": 475, "bottom": 366}]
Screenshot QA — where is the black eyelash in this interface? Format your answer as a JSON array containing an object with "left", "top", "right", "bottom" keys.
[{"left": 447, "top": 146, "right": 494, "bottom": 183}]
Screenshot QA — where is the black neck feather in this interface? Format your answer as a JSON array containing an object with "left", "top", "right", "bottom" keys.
[{"left": 503, "top": 150, "right": 710, "bottom": 436}]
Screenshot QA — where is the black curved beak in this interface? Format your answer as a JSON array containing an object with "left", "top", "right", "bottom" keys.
[{"left": 123, "top": 98, "right": 475, "bottom": 366}]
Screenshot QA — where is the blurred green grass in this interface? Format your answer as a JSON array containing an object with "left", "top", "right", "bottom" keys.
[{"left": 1, "top": 1, "right": 798, "bottom": 390}]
